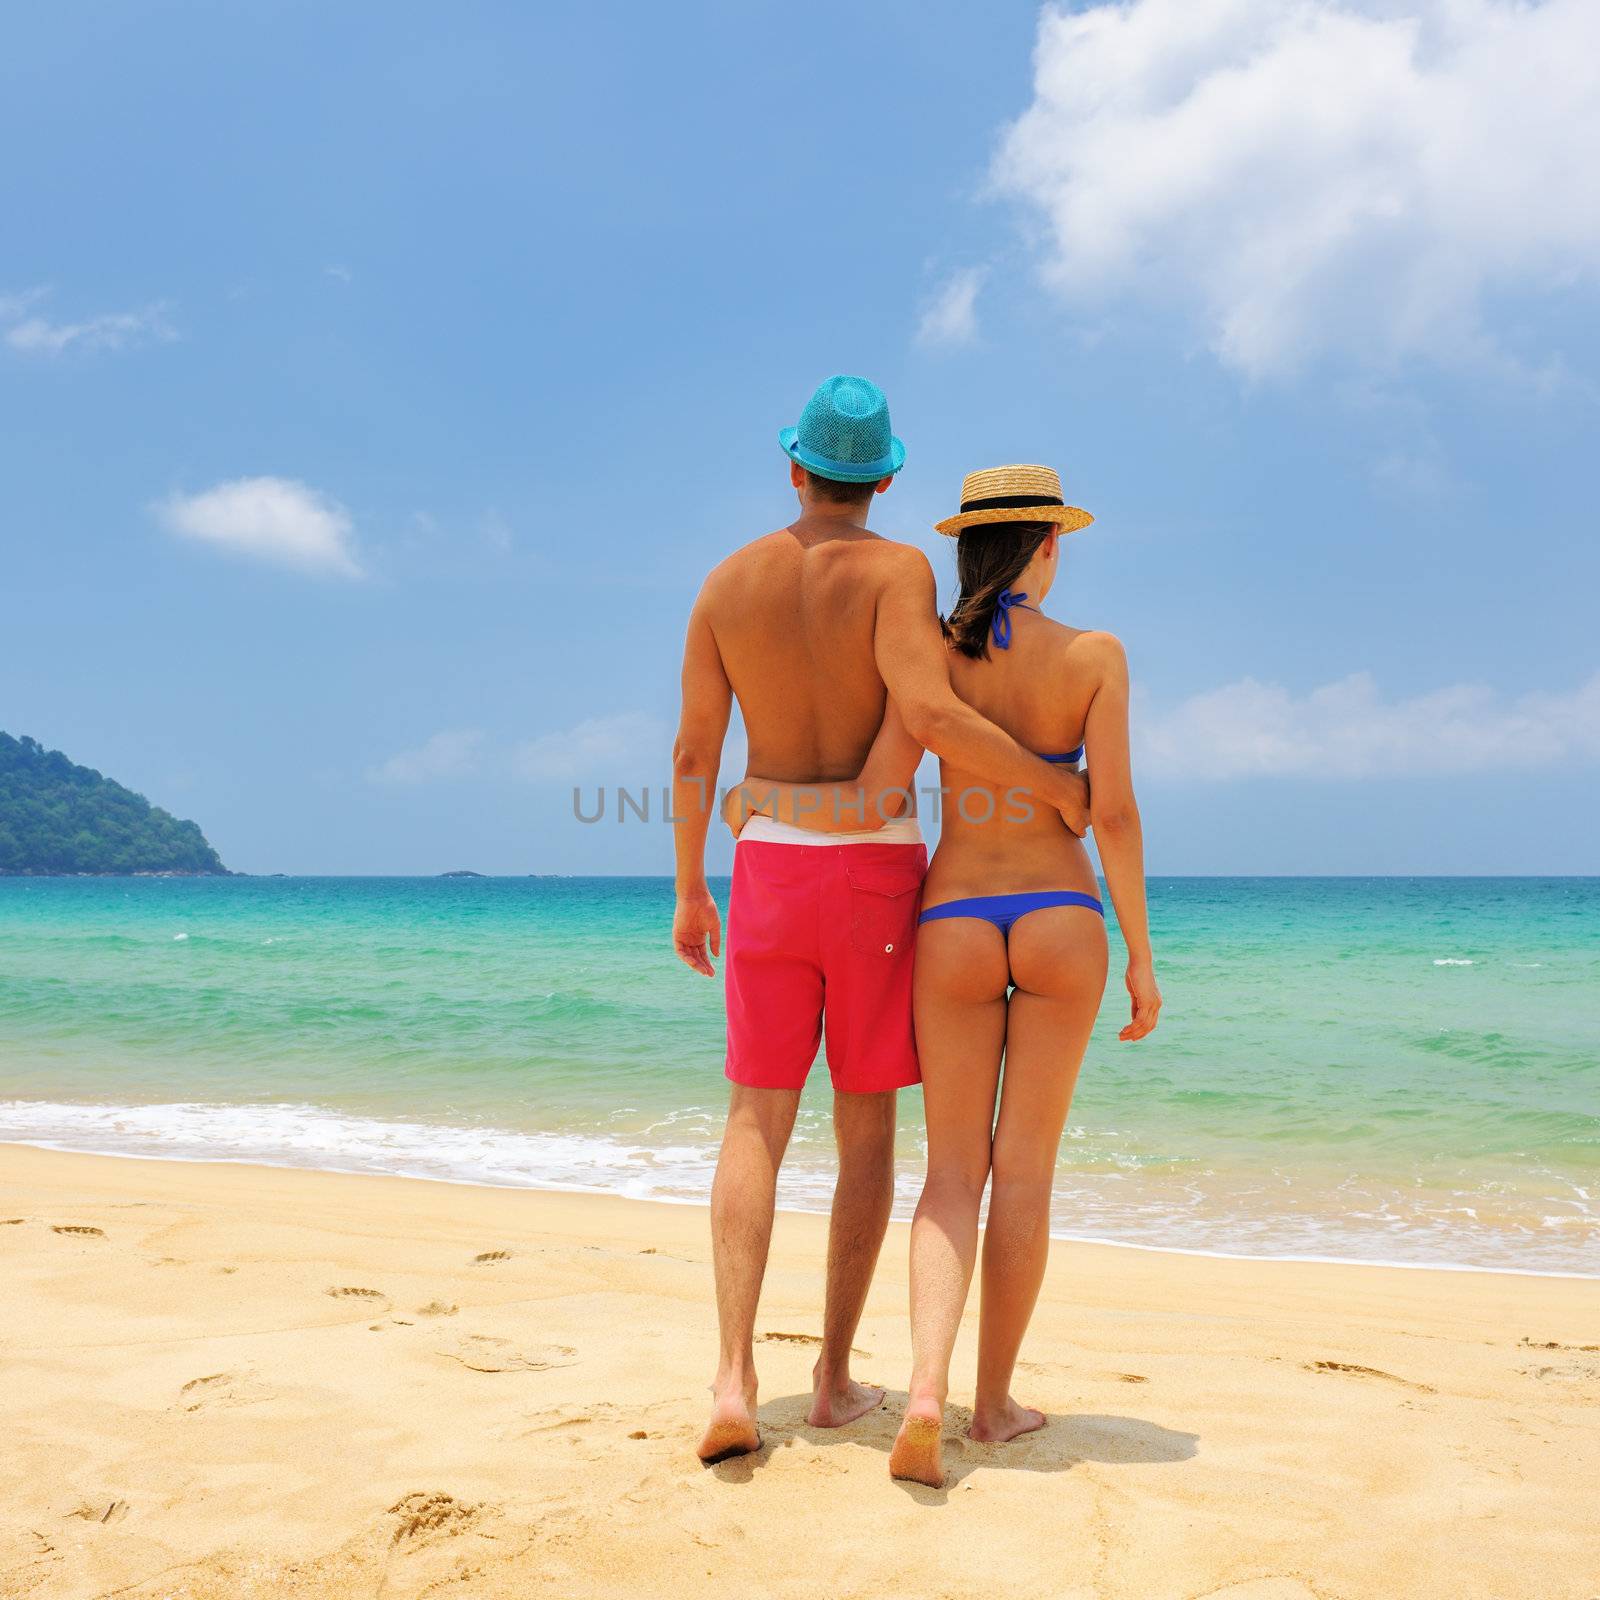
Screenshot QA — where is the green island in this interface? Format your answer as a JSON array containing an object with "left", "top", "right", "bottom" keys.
[{"left": 0, "top": 731, "right": 228, "bottom": 876}]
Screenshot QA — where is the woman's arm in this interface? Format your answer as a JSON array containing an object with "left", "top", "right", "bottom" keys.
[
  {"left": 724, "top": 701, "right": 925, "bottom": 835},
  {"left": 1082, "top": 633, "right": 1161, "bottom": 1041}
]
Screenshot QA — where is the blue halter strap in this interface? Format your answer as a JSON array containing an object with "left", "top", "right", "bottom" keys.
[{"left": 992, "top": 589, "right": 1028, "bottom": 650}]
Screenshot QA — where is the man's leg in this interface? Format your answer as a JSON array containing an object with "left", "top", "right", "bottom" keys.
[
  {"left": 699, "top": 1082, "right": 802, "bottom": 1462},
  {"left": 809, "top": 1087, "right": 897, "bottom": 1427}
]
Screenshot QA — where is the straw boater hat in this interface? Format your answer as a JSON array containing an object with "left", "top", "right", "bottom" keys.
[{"left": 933, "top": 464, "right": 1093, "bottom": 537}]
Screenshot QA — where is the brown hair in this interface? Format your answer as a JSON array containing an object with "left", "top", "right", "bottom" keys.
[
  {"left": 941, "top": 521, "right": 1054, "bottom": 659},
  {"left": 803, "top": 468, "right": 877, "bottom": 507}
]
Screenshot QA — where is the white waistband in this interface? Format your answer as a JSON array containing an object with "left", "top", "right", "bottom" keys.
[{"left": 737, "top": 814, "right": 924, "bottom": 848}]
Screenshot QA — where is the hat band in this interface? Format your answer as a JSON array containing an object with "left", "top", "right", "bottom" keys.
[
  {"left": 789, "top": 436, "right": 900, "bottom": 481},
  {"left": 959, "top": 492, "right": 1065, "bottom": 514}
]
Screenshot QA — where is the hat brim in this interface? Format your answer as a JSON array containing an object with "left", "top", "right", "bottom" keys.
[
  {"left": 934, "top": 504, "right": 1094, "bottom": 538},
  {"left": 780, "top": 426, "right": 905, "bottom": 484}
]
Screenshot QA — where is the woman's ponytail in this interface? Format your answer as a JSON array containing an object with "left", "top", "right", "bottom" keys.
[{"left": 939, "top": 521, "right": 1054, "bottom": 658}]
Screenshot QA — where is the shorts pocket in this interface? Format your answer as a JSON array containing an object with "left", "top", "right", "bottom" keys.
[{"left": 846, "top": 863, "right": 922, "bottom": 957}]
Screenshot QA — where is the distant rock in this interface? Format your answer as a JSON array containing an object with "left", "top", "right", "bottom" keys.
[{"left": 439, "top": 869, "right": 487, "bottom": 878}]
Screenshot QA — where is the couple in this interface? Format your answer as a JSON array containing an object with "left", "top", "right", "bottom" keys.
[{"left": 670, "top": 374, "right": 1159, "bottom": 1489}]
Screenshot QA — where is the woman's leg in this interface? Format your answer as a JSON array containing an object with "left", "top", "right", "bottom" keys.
[
  {"left": 888, "top": 916, "right": 1009, "bottom": 1488},
  {"left": 972, "top": 906, "right": 1108, "bottom": 1441}
]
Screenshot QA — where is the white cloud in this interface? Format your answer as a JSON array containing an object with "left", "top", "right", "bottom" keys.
[
  {"left": 1139, "top": 670, "right": 1600, "bottom": 780},
  {"left": 916, "top": 267, "right": 987, "bottom": 347},
  {"left": 324, "top": 264, "right": 353, "bottom": 284},
  {"left": 512, "top": 713, "right": 670, "bottom": 782},
  {"left": 369, "top": 730, "right": 486, "bottom": 785},
  {"left": 155, "top": 476, "right": 363, "bottom": 578},
  {"left": 3, "top": 290, "right": 175, "bottom": 356},
  {"left": 993, "top": 0, "right": 1600, "bottom": 376}
]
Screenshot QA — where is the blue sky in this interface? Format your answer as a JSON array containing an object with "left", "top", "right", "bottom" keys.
[{"left": 4, "top": 0, "right": 1596, "bottom": 875}]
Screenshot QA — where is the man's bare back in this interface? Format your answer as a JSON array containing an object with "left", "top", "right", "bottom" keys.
[{"left": 699, "top": 518, "right": 919, "bottom": 785}]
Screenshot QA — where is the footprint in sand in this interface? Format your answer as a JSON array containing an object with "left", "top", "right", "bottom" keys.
[
  {"left": 0, "top": 1218, "right": 25, "bottom": 1226},
  {"left": 1308, "top": 1360, "right": 1435, "bottom": 1393},
  {"left": 327, "top": 1286, "right": 387, "bottom": 1303},
  {"left": 472, "top": 1250, "right": 512, "bottom": 1264},
  {"left": 516, "top": 1409, "right": 597, "bottom": 1434},
  {"left": 1198, "top": 1581, "right": 1326, "bottom": 1600},
  {"left": 52, "top": 1225, "right": 105, "bottom": 1238},
  {"left": 175, "top": 1370, "right": 270, "bottom": 1413},
  {"left": 438, "top": 1334, "right": 576, "bottom": 1373},
  {"left": 1022, "top": 1361, "right": 1149, "bottom": 1385},
  {"left": 387, "top": 1491, "right": 481, "bottom": 1547},
  {"left": 510, "top": 1399, "right": 663, "bottom": 1438},
  {"left": 416, "top": 1300, "right": 458, "bottom": 1317}
]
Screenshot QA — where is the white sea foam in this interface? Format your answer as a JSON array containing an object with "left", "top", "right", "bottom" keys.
[
  {"left": 1433, "top": 957, "right": 1474, "bottom": 966},
  {"left": 0, "top": 1100, "right": 718, "bottom": 1201},
  {"left": 3, "top": 1099, "right": 1596, "bottom": 1279}
]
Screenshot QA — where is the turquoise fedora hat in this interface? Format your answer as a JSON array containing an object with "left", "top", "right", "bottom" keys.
[{"left": 779, "top": 375, "right": 906, "bottom": 484}]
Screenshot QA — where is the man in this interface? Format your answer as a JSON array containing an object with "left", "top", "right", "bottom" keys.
[{"left": 671, "top": 375, "right": 1090, "bottom": 1464}]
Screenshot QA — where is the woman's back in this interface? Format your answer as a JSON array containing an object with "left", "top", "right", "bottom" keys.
[{"left": 926, "top": 607, "right": 1112, "bottom": 907}]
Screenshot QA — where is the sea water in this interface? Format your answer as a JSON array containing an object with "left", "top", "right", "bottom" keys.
[{"left": 0, "top": 875, "right": 1595, "bottom": 1275}]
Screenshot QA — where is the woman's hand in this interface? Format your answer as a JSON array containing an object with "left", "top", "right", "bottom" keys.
[
  {"left": 1119, "top": 958, "right": 1162, "bottom": 1041},
  {"left": 721, "top": 781, "right": 758, "bottom": 838}
]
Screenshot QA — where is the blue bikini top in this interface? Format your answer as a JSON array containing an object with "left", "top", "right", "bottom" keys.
[{"left": 991, "top": 589, "right": 1083, "bottom": 766}]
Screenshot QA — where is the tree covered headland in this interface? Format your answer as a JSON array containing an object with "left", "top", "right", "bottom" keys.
[{"left": 0, "top": 732, "right": 228, "bottom": 876}]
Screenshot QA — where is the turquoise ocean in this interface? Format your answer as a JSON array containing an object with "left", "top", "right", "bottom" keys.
[{"left": 1, "top": 876, "right": 1595, "bottom": 1276}]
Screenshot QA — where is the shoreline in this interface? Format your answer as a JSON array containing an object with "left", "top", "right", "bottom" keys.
[
  {"left": 5, "top": 1135, "right": 1596, "bottom": 1283},
  {"left": 8, "top": 871, "right": 1600, "bottom": 880},
  {"left": 3, "top": 1143, "right": 1596, "bottom": 1599}
]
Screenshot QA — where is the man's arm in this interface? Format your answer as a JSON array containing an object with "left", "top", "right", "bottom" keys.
[
  {"left": 874, "top": 549, "right": 1090, "bottom": 832},
  {"left": 671, "top": 591, "right": 733, "bottom": 976}
]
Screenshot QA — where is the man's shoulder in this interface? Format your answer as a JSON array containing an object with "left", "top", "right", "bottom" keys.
[
  {"left": 857, "top": 533, "right": 935, "bottom": 585},
  {"left": 700, "top": 530, "right": 792, "bottom": 594},
  {"left": 864, "top": 531, "right": 932, "bottom": 564}
]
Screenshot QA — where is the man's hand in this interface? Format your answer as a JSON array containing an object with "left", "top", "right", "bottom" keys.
[
  {"left": 1055, "top": 768, "right": 1091, "bottom": 837},
  {"left": 673, "top": 888, "right": 722, "bottom": 977},
  {"left": 1119, "top": 958, "right": 1162, "bottom": 1041}
]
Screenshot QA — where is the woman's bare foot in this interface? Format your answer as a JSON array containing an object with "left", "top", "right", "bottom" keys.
[
  {"left": 968, "top": 1396, "right": 1046, "bottom": 1443},
  {"left": 697, "top": 1383, "right": 761, "bottom": 1464},
  {"left": 888, "top": 1400, "right": 945, "bottom": 1487},
  {"left": 808, "top": 1369, "right": 885, "bottom": 1428}
]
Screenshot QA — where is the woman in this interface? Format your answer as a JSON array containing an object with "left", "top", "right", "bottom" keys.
[{"left": 729, "top": 464, "right": 1159, "bottom": 1488}]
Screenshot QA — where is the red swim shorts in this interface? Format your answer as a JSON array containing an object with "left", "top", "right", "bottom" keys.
[{"left": 724, "top": 837, "right": 927, "bottom": 1094}]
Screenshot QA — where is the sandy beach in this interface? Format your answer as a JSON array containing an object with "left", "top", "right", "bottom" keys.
[{"left": 1, "top": 1143, "right": 1595, "bottom": 1600}]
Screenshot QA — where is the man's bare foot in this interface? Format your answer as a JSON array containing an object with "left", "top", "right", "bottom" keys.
[
  {"left": 968, "top": 1396, "right": 1046, "bottom": 1443},
  {"left": 697, "top": 1384, "right": 761, "bottom": 1465},
  {"left": 807, "top": 1372, "right": 885, "bottom": 1428},
  {"left": 888, "top": 1401, "right": 945, "bottom": 1487}
]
